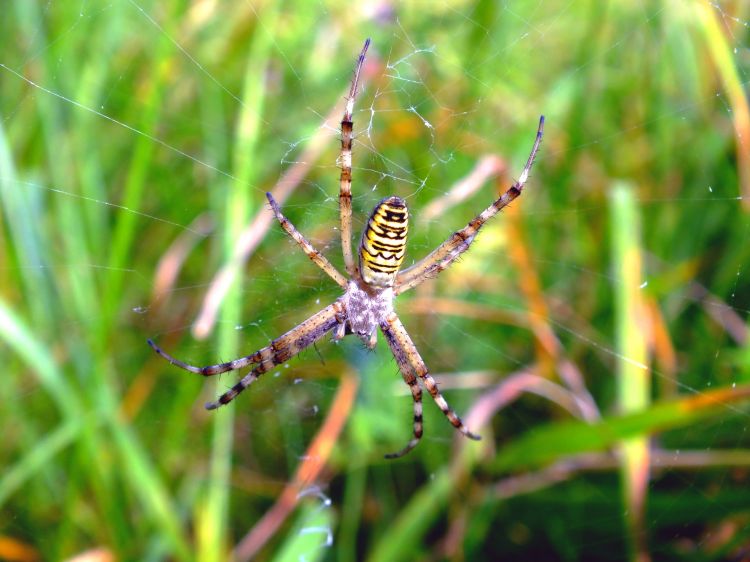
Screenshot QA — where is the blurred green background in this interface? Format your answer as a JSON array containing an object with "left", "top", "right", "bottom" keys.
[{"left": 2, "top": 1, "right": 750, "bottom": 560}]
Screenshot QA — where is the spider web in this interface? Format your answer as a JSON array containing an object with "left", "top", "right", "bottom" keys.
[{"left": 2, "top": 1, "right": 750, "bottom": 560}]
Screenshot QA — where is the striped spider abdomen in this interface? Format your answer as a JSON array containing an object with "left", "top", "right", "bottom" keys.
[{"left": 358, "top": 196, "right": 409, "bottom": 288}]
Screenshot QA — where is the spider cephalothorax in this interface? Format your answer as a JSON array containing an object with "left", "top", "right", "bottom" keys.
[
  {"left": 342, "top": 279, "right": 394, "bottom": 348},
  {"left": 148, "top": 39, "right": 544, "bottom": 458}
]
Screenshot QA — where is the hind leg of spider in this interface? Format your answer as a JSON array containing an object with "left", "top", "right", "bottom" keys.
[
  {"left": 394, "top": 116, "right": 545, "bottom": 296},
  {"left": 338, "top": 39, "right": 370, "bottom": 276}
]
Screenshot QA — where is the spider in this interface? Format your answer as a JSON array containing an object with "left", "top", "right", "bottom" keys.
[{"left": 148, "top": 39, "right": 544, "bottom": 459}]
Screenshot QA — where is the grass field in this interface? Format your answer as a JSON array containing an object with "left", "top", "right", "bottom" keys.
[{"left": 2, "top": 1, "right": 750, "bottom": 561}]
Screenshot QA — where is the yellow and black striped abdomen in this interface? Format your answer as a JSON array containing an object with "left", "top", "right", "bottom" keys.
[{"left": 359, "top": 196, "right": 408, "bottom": 288}]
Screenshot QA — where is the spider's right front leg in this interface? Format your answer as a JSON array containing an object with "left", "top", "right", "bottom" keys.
[
  {"left": 149, "top": 301, "right": 345, "bottom": 409},
  {"left": 147, "top": 338, "right": 259, "bottom": 376},
  {"left": 206, "top": 301, "right": 346, "bottom": 409}
]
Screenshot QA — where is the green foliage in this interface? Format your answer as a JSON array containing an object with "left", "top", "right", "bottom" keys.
[{"left": 2, "top": 1, "right": 750, "bottom": 560}]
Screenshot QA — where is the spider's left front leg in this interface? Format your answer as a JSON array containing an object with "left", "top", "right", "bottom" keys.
[
  {"left": 379, "top": 312, "right": 480, "bottom": 458},
  {"left": 379, "top": 314, "right": 423, "bottom": 458}
]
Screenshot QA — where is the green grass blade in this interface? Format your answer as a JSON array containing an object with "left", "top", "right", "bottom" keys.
[
  {"left": 198, "top": 9, "right": 278, "bottom": 560},
  {"left": 610, "top": 182, "right": 650, "bottom": 560},
  {"left": 492, "top": 384, "right": 750, "bottom": 474}
]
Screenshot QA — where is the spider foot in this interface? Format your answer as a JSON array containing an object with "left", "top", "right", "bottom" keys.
[{"left": 384, "top": 437, "right": 420, "bottom": 459}]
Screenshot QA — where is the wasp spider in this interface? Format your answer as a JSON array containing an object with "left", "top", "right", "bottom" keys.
[{"left": 148, "top": 39, "right": 544, "bottom": 459}]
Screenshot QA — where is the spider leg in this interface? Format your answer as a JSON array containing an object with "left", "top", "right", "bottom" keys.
[
  {"left": 339, "top": 39, "right": 370, "bottom": 278},
  {"left": 365, "top": 329, "right": 377, "bottom": 350},
  {"left": 266, "top": 193, "right": 347, "bottom": 289},
  {"left": 207, "top": 300, "right": 345, "bottom": 408},
  {"left": 394, "top": 116, "right": 544, "bottom": 295},
  {"left": 380, "top": 321, "right": 423, "bottom": 459},
  {"left": 148, "top": 301, "right": 346, "bottom": 408},
  {"left": 333, "top": 320, "right": 347, "bottom": 341},
  {"left": 147, "top": 338, "right": 262, "bottom": 376},
  {"left": 380, "top": 312, "right": 480, "bottom": 458}
]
